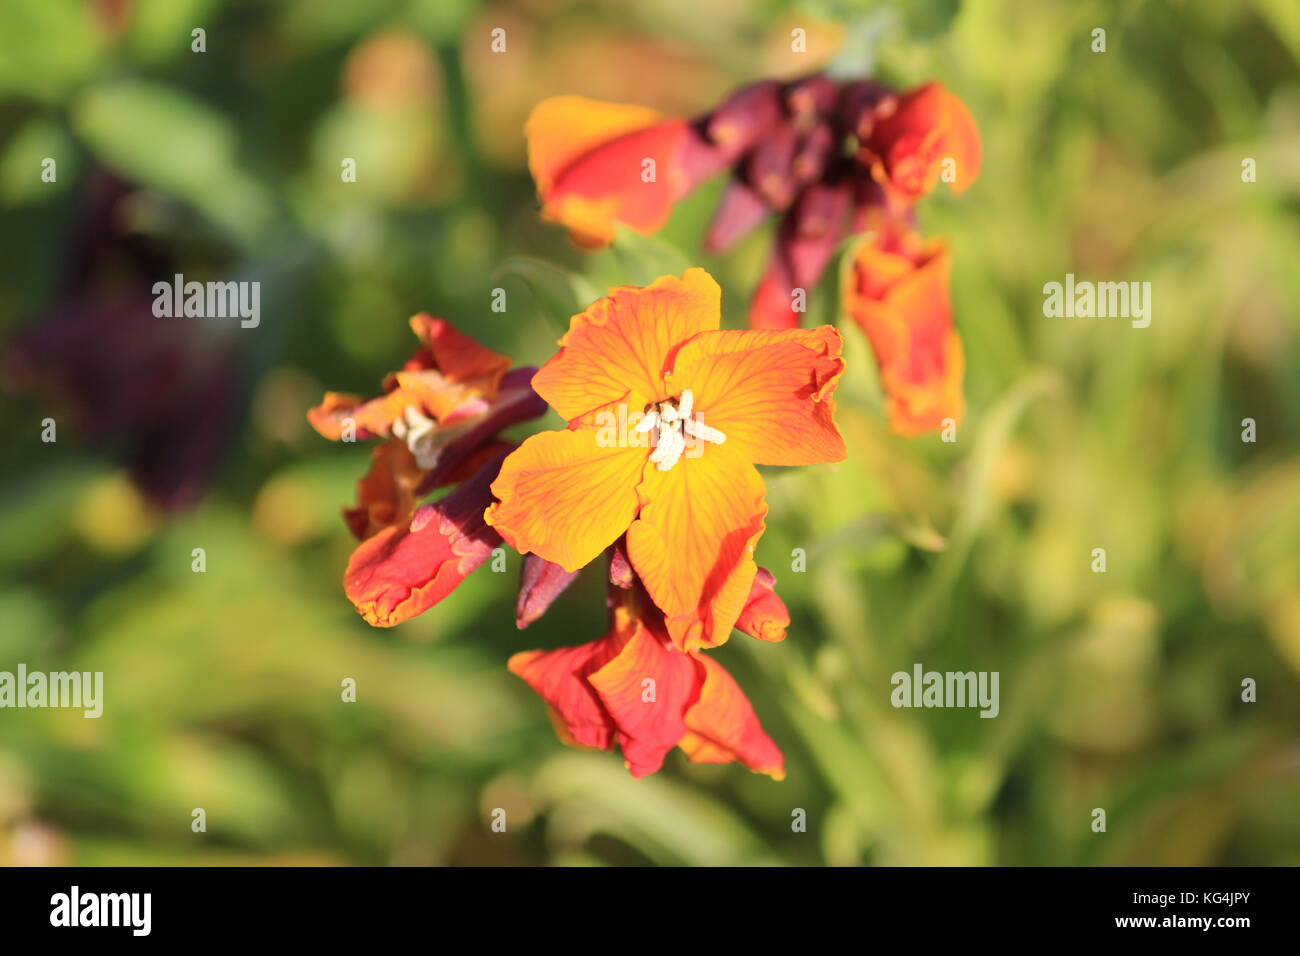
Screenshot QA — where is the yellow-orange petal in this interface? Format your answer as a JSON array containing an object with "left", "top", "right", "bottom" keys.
[
  {"left": 589, "top": 622, "right": 698, "bottom": 778},
  {"left": 485, "top": 428, "right": 647, "bottom": 573},
  {"left": 531, "top": 268, "right": 721, "bottom": 423},
  {"left": 667, "top": 325, "right": 847, "bottom": 466},
  {"left": 682, "top": 652, "right": 785, "bottom": 779},
  {"left": 626, "top": 440, "right": 767, "bottom": 651},
  {"left": 307, "top": 390, "right": 405, "bottom": 440}
]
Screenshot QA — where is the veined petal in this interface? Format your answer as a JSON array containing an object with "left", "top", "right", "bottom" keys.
[
  {"left": 668, "top": 325, "right": 846, "bottom": 466},
  {"left": 589, "top": 622, "right": 698, "bottom": 778},
  {"left": 626, "top": 441, "right": 767, "bottom": 651},
  {"left": 344, "top": 452, "right": 504, "bottom": 627},
  {"left": 508, "top": 631, "right": 629, "bottom": 751},
  {"left": 682, "top": 653, "right": 785, "bottom": 779},
  {"left": 485, "top": 428, "right": 647, "bottom": 573},
  {"left": 532, "top": 268, "right": 721, "bottom": 422}
]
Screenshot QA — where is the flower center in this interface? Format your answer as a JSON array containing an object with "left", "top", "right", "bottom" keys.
[
  {"left": 638, "top": 388, "right": 726, "bottom": 472},
  {"left": 390, "top": 405, "right": 445, "bottom": 469}
]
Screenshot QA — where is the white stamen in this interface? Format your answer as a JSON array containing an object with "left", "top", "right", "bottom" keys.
[
  {"left": 391, "top": 405, "right": 444, "bottom": 469},
  {"left": 684, "top": 417, "right": 726, "bottom": 445},
  {"left": 655, "top": 426, "right": 685, "bottom": 471},
  {"left": 648, "top": 430, "right": 669, "bottom": 464},
  {"left": 645, "top": 391, "right": 727, "bottom": 471}
]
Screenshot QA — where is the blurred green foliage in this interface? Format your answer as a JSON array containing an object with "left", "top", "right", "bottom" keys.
[{"left": 0, "top": 0, "right": 1298, "bottom": 865}]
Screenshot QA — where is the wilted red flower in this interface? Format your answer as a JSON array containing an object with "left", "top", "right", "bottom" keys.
[
  {"left": 524, "top": 77, "right": 979, "bottom": 332},
  {"left": 308, "top": 316, "right": 546, "bottom": 626}
]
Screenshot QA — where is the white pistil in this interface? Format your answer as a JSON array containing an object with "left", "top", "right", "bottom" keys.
[{"left": 646, "top": 388, "right": 725, "bottom": 472}]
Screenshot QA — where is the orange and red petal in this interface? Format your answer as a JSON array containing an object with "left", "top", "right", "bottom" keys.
[
  {"left": 404, "top": 314, "right": 511, "bottom": 394},
  {"left": 527, "top": 96, "right": 695, "bottom": 248},
  {"left": 846, "top": 234, "right": 964, "bottom": 435},
  {"left": 508, "top": 631, "right": 629, "bottom": 751},
  {"left": 865, "top": 82, "right": 981, "bottom": 201},
  {"left": 344, "top": 453, "right": 504, "bottom": 627},
  {"left": 682, "top": 652, "right": 785, "bottom": 779},
  {"left": 668, "top": 325, "right": 846, "bottom": 466},
  {"left": 526, "top": 96, "right": 664, "bottom": 198},
  {"left": 307, "top": 390, "right": 404, "bottom": 441},
  {"left": 531, "top": 268, "right": 721, "bottom": 422},
  {"left": 344, "top": 439, "right": 425, "bottom": 541},
  {"left": 748, "top": 256, "right": 803, "bottom": 330},
  {"left": 626, "top": 441, "right": 767, "bottom": 651},
  {"left": 589, "top": 622, "right": 699, "bottom": 777},
  {"left": 485, "top": 428, "right": 647, "bottom": 573},
  {"left": 735, "top": 567, "right": 790, "bottom": 642}
]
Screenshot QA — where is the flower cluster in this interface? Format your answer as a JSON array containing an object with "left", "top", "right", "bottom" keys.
[
  {"left": 312, "top": 269, "right": 845, "bottom": 777},
  {"left": 314, "top": 70, "right": 977, "bottom": 779},
  {"left": 525, "top": 75, "right": 979, "bottom": 434}
]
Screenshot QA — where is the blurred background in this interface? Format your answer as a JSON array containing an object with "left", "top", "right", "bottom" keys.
[{"left": 1, "top": 0, "right": 1298, "bottom": 866}]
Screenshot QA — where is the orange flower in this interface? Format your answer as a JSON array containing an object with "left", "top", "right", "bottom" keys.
[
  {"left": 844, "top": 219, "right": 965, "bottom": 436},
  {"left": 308, "top": 315, "right": 546, "bottom": 626},
  {"left": 485, "top": 268, "right": 845, "bottom": 651},
  {"left": 509, "top": 583, "right": 784, "bottom": 778},
  {"left": 860, "top": 81, "right": 981, "bottom": 202}
]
